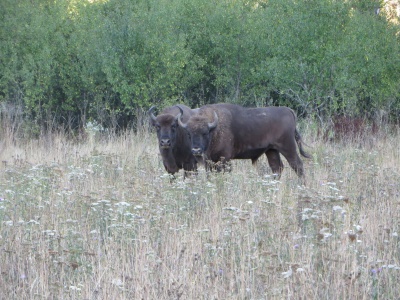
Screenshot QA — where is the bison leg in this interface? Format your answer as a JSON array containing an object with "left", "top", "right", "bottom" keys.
[
  {"left": 277, "top": 139, "right": 306, "bottom": 181},
  {"left": 183, "top": 161, "right": 198, "bottom": 178},
  {"left": 288, "top": 155, "right": 304, "bottom": 178},
  {"left": 265, "top": 149, "right": 284, "bottom": 178},
  {"left": 280, "top": 150, "right": 305, "bottom": 179}
]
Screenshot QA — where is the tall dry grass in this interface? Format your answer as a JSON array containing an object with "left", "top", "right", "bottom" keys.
[{"left": 0, "top": 121, "right": 399, "bottom": 299}]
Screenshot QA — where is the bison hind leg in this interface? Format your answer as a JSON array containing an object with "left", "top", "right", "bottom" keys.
[
  {"left": 280, "top": 150, "right": 306, "bottom": 183},
  {"left": 265, "top": 149, "right": 284, "bottom": 179}
]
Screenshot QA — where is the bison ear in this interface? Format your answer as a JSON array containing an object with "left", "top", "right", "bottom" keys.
[
  {"left": 208, "top": 111, "right": 218, "bottom": 131},
  {"left": 148, "top": 106, "right": 157, "bottom": 126},
  {"left": 177, "top": 113, "right": 187, "bottom": 129}
]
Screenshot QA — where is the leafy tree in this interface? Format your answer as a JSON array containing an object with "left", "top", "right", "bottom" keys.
[{"left": 0, "top": 0, "right": 399, "bottom": 133}]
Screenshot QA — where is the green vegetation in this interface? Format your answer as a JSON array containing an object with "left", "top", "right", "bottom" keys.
[
  {"left": 0, "top": 0, "right": 400, "bottom": 299},
  {"left": 1, "top": 1, "right": 399, "bottom": 297},
  {"left": 1, "top": 125, "right": 400, "bottom": 298},
  {"left": 1, "top": 0, "right": 399, "bottom": 132}
]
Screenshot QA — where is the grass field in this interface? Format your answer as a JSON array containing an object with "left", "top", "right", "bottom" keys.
[{"left": 0, "top": 122, "right": 399, "bottom": 299}]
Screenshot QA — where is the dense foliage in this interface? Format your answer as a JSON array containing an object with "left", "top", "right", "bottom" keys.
[{"left": 0, "top": 0, "right": 399, "bottom": 131}]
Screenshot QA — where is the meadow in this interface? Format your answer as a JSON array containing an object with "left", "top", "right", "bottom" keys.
[{"left": 0, "top": 121, "right": 399, "bottom": 299}]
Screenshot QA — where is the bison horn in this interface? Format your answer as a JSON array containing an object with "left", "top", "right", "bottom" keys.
[
  {"left": 175, "top": 105, "right": 184, "bottom": 115},
  {"left": 208, "top": 111, "right": 218, "bottom": 130},
  {"left": 148, "top": 106, "right": 157, "bottom": 122},
  {"left": 177, "top": 113, "right": 187, "bottom": 129}
]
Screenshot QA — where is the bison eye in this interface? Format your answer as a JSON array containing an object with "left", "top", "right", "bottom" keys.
[{"left": 155, "top": 125, "right": 161, "bottom": 131}]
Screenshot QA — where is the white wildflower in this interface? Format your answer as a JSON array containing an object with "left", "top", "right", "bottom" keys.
[
  {"left": 115, "top": 201, "right": 131, "bottom": 207},
  {"left": 282, "top": 267, "right": 293, "bottom": 278},
  {"left": 354, "top": 225, "right": 363, "bottom": 233},
  {"left": 27, "top": 220, "right": 40, "bottom": 225},
  {"left": 332, "top": 206, "right": 342, "bottom": 211},
  {"left": 296, "top": 268, "right": 305, "bottom": 273},
  {"left": 112, "top": 278, "right": 124, "bottom": 287}
]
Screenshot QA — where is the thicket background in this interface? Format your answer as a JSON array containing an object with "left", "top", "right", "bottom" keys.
[{"left": 1, "top": 0, "right": 399, "bottom": 134}]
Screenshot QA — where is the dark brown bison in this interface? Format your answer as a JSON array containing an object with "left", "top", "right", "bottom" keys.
[
  {"left": 149, "top": 105, "right": 197, "bottom": 177},
  {"left": 177, "top": 103, "right": 311, "bottom": 179}
]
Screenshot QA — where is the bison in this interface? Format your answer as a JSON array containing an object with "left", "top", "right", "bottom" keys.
[
  {"left": 177, "top": 103, "right": 311, "bottom": 180},
  {"left": 149, "top": 105, "right": 198, "bottom": 177}
]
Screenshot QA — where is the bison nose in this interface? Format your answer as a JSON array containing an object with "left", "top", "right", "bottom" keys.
[
  {"left": 160, "top": 139, "right": 171, "bottom": 148},
  {"left": 192, "top": 147, "right": 203, "bottom": 156}
]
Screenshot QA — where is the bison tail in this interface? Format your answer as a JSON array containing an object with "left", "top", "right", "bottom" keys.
[{"left": 295, "top": 129, "right": 312, "bottom": 159}]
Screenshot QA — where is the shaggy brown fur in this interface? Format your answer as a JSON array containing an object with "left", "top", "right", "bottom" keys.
[
  {"left": 149, "top": 105, "right": 197, "bottom": 176},
  {"left": 178, "top": 103, "right": 310, "bottom": 180}
]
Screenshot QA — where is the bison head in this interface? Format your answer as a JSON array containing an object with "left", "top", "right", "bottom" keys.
[
  {"left": 178, "top": 111, "right": 218, "bottom": 158},
  {"left": 149, "top": 106, "right": 180, "bottom": 150}
]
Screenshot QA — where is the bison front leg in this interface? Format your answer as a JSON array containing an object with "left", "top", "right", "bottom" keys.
[{"left": 182, "top": 160, "right": 198, "bottom": 178}]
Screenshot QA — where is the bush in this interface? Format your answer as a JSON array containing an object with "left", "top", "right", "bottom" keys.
[{"left": 0, "top": 0, "right": 399, "bottom": 132}]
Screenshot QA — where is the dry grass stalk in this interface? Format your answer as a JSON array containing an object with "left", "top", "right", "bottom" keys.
[{"left": 0, "top": 121, "right": 399, "bottom": 299}]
